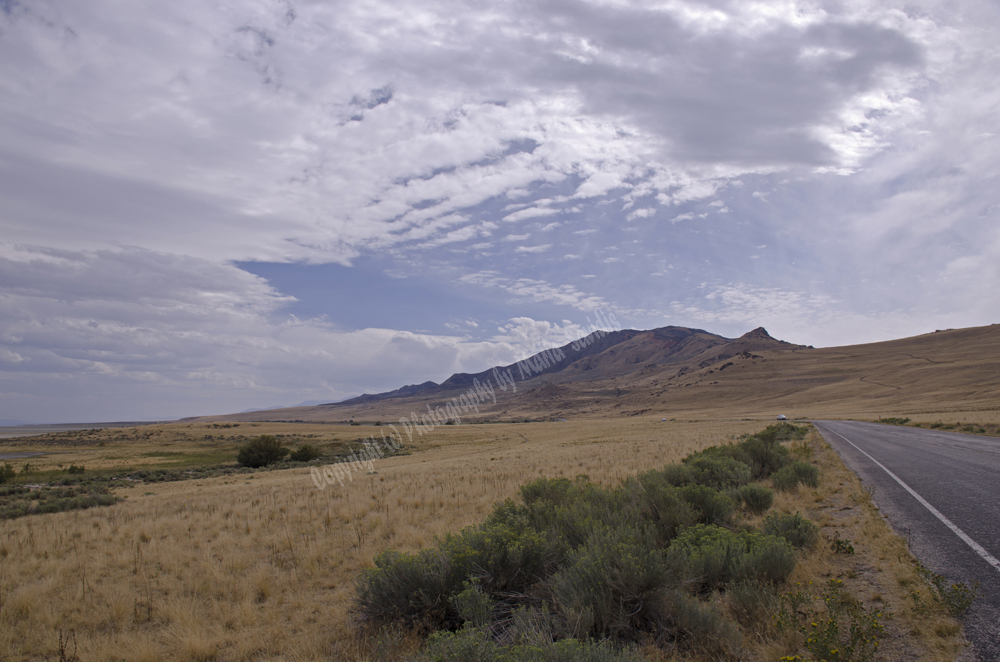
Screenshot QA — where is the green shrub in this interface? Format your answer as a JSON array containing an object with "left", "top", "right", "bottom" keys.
[
  {"left": 684, "top": 455, "right": 752, "bottom": 490},
  {"left": 0, "top": 463, "right": 15, "bottom": 484},
  {"left": 550, "top": 526, "right": 679, "bottom": 640},
  {"left": 659, "top": 463, "right": 692, "bottom": 486},
  {"left": 770, "top": 466, "right": 798, "bottom": 491},
  {"left": 521, "top": 476, "right": 577, "bottom": 506},
  {"left": 667, "top": 524, "right": 797, "bottom": 591},
  {"left": 289, "top": 444, "right": 322, "bottom": 462},
  {"left": 763, "top": 513, "right": 819, "bottom": 549},
  {"left": 513, "top": 479, "right": 633, "bottom": 553},
  {"left": 355, "top": 548, "right": 458, "bottom": 628},
  {"left": 440, "top": 521, "right": 553, "bottom": 596},
  {"left": 678, "top": 484, "right": 735, "bottom": 525},
  {"left": 771, "top": 461, "right": 819, "bottom": 491},
  {"left": 738, "top": 427, "right": 793, "bottom": 479},
  {"left": 451, "top": 582, "right": 494, "bottom": 627},
  {"left": 236, "top": 435, "right": 289, "bottom": 468},
  {"left": 733, "top": 484, "right": 774, "bottom": 515},
  {"left": 628, "top": 471, "right": 698, "bottom": 543},
  {"left": 67, "top": 464, "right": 86, "bottom": 474},
  {"left": 790, "top": 461, "right": 819, "bottom": 487}
]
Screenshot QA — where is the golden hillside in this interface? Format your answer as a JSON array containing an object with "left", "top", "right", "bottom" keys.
[{"left": 198, "top": 323, "right": 1000, "bottom": 424}]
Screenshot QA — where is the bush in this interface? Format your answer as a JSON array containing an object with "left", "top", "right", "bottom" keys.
[
  {"left": 763, "top": 512, "right": 819, "bottom": 549},
  {"left": 659, "top": 463, "right": 692, "bottom": 486},
  {"left": 789, "top": 461, "right": 819, "bottom": 487},
  {"left": 509, "top": 478, "right": 632, "bottom": 553},
  {"left": 0, "top": 463, "right": 15, "bottom": 484},
  {"left": 440, "top": 521, "right": 553, "bottom": 596},
  {"left": 355, "top": 423, "right": 816, "bottom": 659},
  {"left": 771, "top": 461, "right": 819, "bottom": 492},
  {"left": 667, "top": 524, "right": 797, "bottom": 591},
  {"left": 684, "top": 455, "right": 752, "bottom": 490},
  {"left": 67, "top": 464, "right": 85, "bottom": 474},
  {"left": 289, "top": 444, "right": 322, "bottom": 462},
  {"left": 521, "top": 476, "right": 577, "bottom": 506},
  {"left": 739, "top": 428, "right": 792, "bottom": 479},
  {"left": 628, "top": 471, "right": 697, "bottom": 543},
  {"left": 678, "top": 484, "right": 735, "bottom": 525},
  {"left": 236, "top": 435, "right": 289, "bottom": 468},
  {"left": 550, "top": 526, "right": 678, "bottom": 640},
  {"left": 733, "top": 484, "right": 774, "bottom": 515},
  {"left": 355, "top": 519, "right": 556, "bottom": 629},
  {"left": 355, "top": 548, "right": 458, "bottom": 628}
]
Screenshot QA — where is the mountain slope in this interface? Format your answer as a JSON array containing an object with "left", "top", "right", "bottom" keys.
[{"left": 198, "top": 323, "right": 1000, "bottom": 423}]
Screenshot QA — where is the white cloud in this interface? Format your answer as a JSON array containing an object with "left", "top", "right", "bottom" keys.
[
  {"left": 0, "top": 245, "right": 548, "bottom": 421},
  {"left": 503, "top": 207, "right": 561, "bottom": 223},
  {"left": 626, "top": 208, "right": 656, "bottom": 220},
  {"left": 2, "top": 0, "right": 999, "bottom": 421},
  {"left": 459, "top": 271, "right": 610, "bottom": 311}
]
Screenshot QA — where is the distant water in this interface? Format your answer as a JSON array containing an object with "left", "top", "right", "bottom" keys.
[{"left": 0, "top": 451, "right": 49, "bottom": 460}]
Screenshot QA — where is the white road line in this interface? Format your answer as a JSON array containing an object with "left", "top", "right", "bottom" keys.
[{"left": 820, "top": 423, "right": 1000, "bottom": 576}]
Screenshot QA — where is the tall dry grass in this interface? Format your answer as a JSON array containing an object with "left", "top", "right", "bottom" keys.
[{"left": 0, "top": 419, "right": 756, "bottom": 661}]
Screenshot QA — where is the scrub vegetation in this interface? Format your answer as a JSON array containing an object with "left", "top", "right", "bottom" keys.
[{"left": 0, "top": 418, "right": 971, "bottom": 660}]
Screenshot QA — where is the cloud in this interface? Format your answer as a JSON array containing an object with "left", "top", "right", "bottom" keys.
[
  {"left": 0, "top": 0, "right": 938, "bottom": 267},
  {"left": 503, "top": 207, "right": 561, "bottom": 223},
  {"left": 0, "top": 245, "right": 549, "bottom": 421},
  {"left": 2, "top": 0, "right": 998, "bottom": 421},
  {"left": 459, "top": 271, "right": 610, "bottom": 311},
  {"left": 626, "top": 208, "right": 656, "bottom": 220}
]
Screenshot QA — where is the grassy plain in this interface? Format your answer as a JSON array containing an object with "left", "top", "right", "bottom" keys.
[{"left": 0, "top": 418, "right": 969, "bottom": 661}]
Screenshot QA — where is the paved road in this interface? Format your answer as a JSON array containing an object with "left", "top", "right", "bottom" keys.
[{"left": 814, "top": 420, "right": 1000, "bottom": 662}]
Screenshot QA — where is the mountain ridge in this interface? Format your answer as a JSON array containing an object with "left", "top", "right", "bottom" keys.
[{"left": 192, "top": 322, "right": 1000, "bottom": 423}]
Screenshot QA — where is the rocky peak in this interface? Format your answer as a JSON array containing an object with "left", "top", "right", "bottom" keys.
[{"left": 740, "top": 327, "right": 773, "bottom": 340}]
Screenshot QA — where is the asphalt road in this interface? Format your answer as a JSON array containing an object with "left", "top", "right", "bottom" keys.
[{"left": 814, "top": 420, "right": 1000, "bottom": 662}]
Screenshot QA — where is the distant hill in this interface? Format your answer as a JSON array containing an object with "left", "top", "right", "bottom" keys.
[{"left": 195, "top": 323, "right": 1000, "bottom": 423}]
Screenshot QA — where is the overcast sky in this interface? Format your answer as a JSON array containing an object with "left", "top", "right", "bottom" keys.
[{"left": 2, "top": 0, "right": 998, "bottom": 423}]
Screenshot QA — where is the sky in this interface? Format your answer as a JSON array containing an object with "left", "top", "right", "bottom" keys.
[{"left": 1, "top": 0, "right": 998, "bottom": 423}]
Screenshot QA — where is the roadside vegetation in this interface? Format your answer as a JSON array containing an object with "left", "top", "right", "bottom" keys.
[
  {"left": 0, "top": 418, "right": 970, "bottom": 661},
  {"left": 876, "top": 417, "right": 1000, "bottom": 437},
  {"left": 352, "top": 424, "right": 912, "bottom": 660},
  {"left": 0, "top": 431, "right": 402, "bottom": 520}
]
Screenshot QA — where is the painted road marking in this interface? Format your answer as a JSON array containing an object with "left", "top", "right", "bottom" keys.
[{"left": 821, "top": 423, "right": 1000, "bottom": 576}]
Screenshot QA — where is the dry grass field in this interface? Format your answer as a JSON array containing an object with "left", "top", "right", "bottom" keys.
[{"left": 0, "top": 418, "right": 970, "bottom": 661}]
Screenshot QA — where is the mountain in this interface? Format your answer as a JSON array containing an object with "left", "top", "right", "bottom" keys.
[{"left": 196, "top": 322, "right": 1000, "bottom": 423}]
